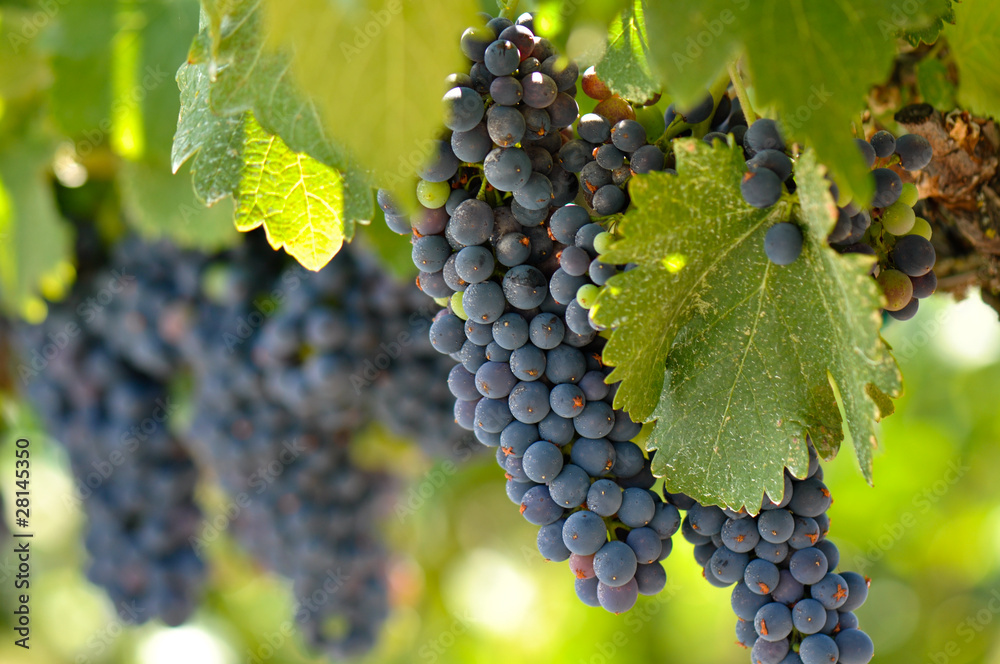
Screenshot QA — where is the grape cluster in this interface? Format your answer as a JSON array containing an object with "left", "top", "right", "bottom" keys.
[
  {"left": 185, "top": 240, "right": 471, "bottom": 655},
  {"left": 17, "top": 310, "right": 206, "bottom": 626},
  {"left": 834, "top": 130, "right": 936, "bottom": 321},
  {"left": 667, "top": 444, "right": 874, "bottom": 664},
  {"left": 382, "top": 11, "right": 676, "bottom": 614},
  {"left": 189, "top": 342, "right": 394, "bottom": 658}
]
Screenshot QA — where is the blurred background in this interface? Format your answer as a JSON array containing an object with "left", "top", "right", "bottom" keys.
[
  {"left": 2, "top": 294, "right": 1000, "bottom": 664},
  {"left": 1, "top": 0, "right": 999, "bottom": 663}
]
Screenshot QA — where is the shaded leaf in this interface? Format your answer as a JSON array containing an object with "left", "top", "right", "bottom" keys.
[
  {"left": 946, "top": 0, "right": 1000, "bottom": 120},
  {"left": 596, "top": 1, "right": 660, "bottom": 104},
  {"left": 0, "top": 139, "right": 72, "bottom": 315},
  {"left": 261, "top": 0, "right": 477, "bottom": 189}
]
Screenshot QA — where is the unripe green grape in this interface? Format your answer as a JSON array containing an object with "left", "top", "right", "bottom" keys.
[
  {"left": 416, "top": 179, "right": 451, "bottom": 209},
  {"left": 908, "top": 217, "right": 932, "bottom": 240},
  {"left": 593, "top": 231, "right": 615, "bottom": 255},
  {"left": 899, "top": 182, "right": 919, "bottom": 207},
  {"left": 450, "top": 291, "right": 468, "bottom": 320},
  {"left": 577, "top": 284, "right": 600, "bottom": 308},
  {"left": 876, "top": 268, "right": 914, "bottom": 311},
  {"left": 881, "top": 200, "right": 915, "bottom": 235}
]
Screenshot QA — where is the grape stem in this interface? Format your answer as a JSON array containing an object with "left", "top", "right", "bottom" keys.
[
  {"left": 498, "top": 0, "right": 519, "bottom": 20},
  {"left": 728, "top": 59, "right": 757, "bottom": 125}
]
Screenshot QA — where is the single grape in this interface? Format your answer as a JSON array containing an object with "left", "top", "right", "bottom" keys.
[
  {"left": 512, "top": 172, "right": 554, "bottom": 211},
  {"left": 872, "top": 168, "right": 903, "bottom": 208},
  {"left": 569, "top": 552, "right": 596, "bottom": 579},
  {"left": 487, "top": 104, "right": 526, "bottom": 147},
  {"left": 744, "top": 118, "right": 785, "bottom": 155},
  {"left": 537, "top": 519, "right": 571, "bottom": 561},
  {"left": 550, "top": 383, "right": 586, "bottom": 418},
  {"left": 625, "top": 527, "right": 662, "bottom": 564},
  {"left": 891, "top": 234, "right": 935, "bottom": 277},
  {"left": 869, "top": 130, "right": 896, "bottom": 158},
  {"left": 881, "top": 200, "right": 916, "bottom": 235},
  {"left": 502, "top": 264, "right": 548, "bottom": 309},
  {"left": 519, "top": 485, "right": 563, "bottom": 525},
  {"left": 576, "top": 284, "right": 600, "bottom": 309},
  {"left": 597, "top": 578, "right": 639, "bottom": 614},
  {"left": 587, "top": 479, "right": 623, "bottom": 516},
  {"left": 895, "top": 133, "right": 933, "bottom": 170},
  {"left": 610, "top": 119, "right": 647, "bottom": 152},
  {"left": 629, "top": 144, "right": 665, "bottom": 174},
  {"left": 748, "top": 149, "right": 793, "bottom": 181},
  {"left": 755, "top": 602, "right": 793, "bottom": 642},
  {"left": 799, "top": 634, "right": 839, "bottom": 664},
  {"left": 764, "top": 223, "right": 804, "bottom": 265},
  {"left": 709, "top": 546, "right": 750, "bottom": 584},
  {"left": 758, "top": 509, "right": 795, "bottom": 543},
  {"left": 460, "top": 25, "right": 495, "bottom": 62},
  {"left": 899, "top": 181, "right": 919, "bottom": 206},
  {"left": 581, "top": 66, "right": 612, "bottom": 100},
  {"left": 835, "top": 629, "right": 874, "bottom": 664},
  {"left": 455, "top": 246, "right": 495, "bottom": 284},
  {"left": 594, "top": 541, "right": 638, "bottom": 587},
  {"left": 732, "top": 581, "right": 772, "bottom": 620},
  {"left": 484, "top": 147, "right": 532, "bottom": 192},
  {"left": 510, "top": 344, "right": 546, "bottom": 381},
  {"left": 550, "top": 463, "right": 592, "bottom": 509},
  {"left": 442, "top": 86, "right": 484, "bottom": 133},
  {"left": 562, "top": 510, "right": 608, "bottom": 555},
  {"left": 634, "top": 562, "right": 667, "bottom": 595},
  {"left": 742, "top": 170, "right": 783, "bottom": 209},
  {"left": 484, "top": 39, "right": 520, "bottom": 76},
  {"left": 592, "top": 184, "right": 627, "bottom": 215},
  {"left": 787, "top": 477, "right": 831, "bottom": 517},
  {"left": 789, "top": 547, "right": 830, "bottom": 585},
  {"left": 910, "top": 270, "right": 937, "bottom": 299},
  {"left": 570, "top": 436, "right": 615, "bottom": 476},
  {"left": 575, "top": 577, "right": 600, "bottom": 607},
  {"left": 908, "top": 216, "right": 932, "bottom": 240},
  {"left": 838, "top": 571, "right": 869, "bottom": 611},
  {"left": 751, "top": 638, "right": 790, "bottom": 664},
  {"left": 508, "top": 380, "right": 551, "bottom": 424},
  {"left": 521, "top": 72, "right": 558, "bottom": 108},
  {"left": 416, "top": 180, "right": 451, "bottom": 209},
  {"left": 810, "top": 573, "right": 850, "bottom": 610},
  {"left": 875, "top": 269, "right": 914, "bottom": 311},
  {"left": 771, "top": 569, "right": 805, "bottom": 605},
  {"left": 462, "top": 281, "right": 506, "bottom": 324},
  {"left": 744, "top": 559, "right": 781, "bottom": 595},
  {"left": 855, "top": 138, "right": 876, "bottom": 168}
]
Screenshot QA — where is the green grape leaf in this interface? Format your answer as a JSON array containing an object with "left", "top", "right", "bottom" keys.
[
  {"left": 595, "top": 1, "right": 660, "bottom": 104},
  {"left": 0, "top": 139, "right": 73, "bottom": 316},
  {"left": 46, "top": 0, "right": 117, "bottom": 137},
  {"left": 260, "top": 0, "right": 477, "bottom": 188},
  {"left": 198, "top": 0, "right": 373, "bottom": 225},
  {"left": 172, "top": 61, "right": 246, "bottom": 206},
  {"left": 946, "top": 0, "right": 1000, "bottom": 120},
  {"left": 903, "top": 0, "right": 956, "bottom": 46},
  {"left": 119, "top": 158, "right": 239, "bottom": 251},
  {"left": 645, "top": 0, "right": 951, "bottom": 205},
  {"left": 531, "top": 0, "right": 628, "bottom": 52},
  {"left": 235, "top": 115, "right": 353, "bottom": 271},
  {"left": 592, "top": 141, "right": 900, "bottom": 510},
  {"left": 137, "top": 0, "right": 203, "bottom": 165},
  {"left": 643, "top": 0, "right": 741, "bottom": 108},
  {"left": 915, "top": 58, "right": 957, "bottom": 111}
]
